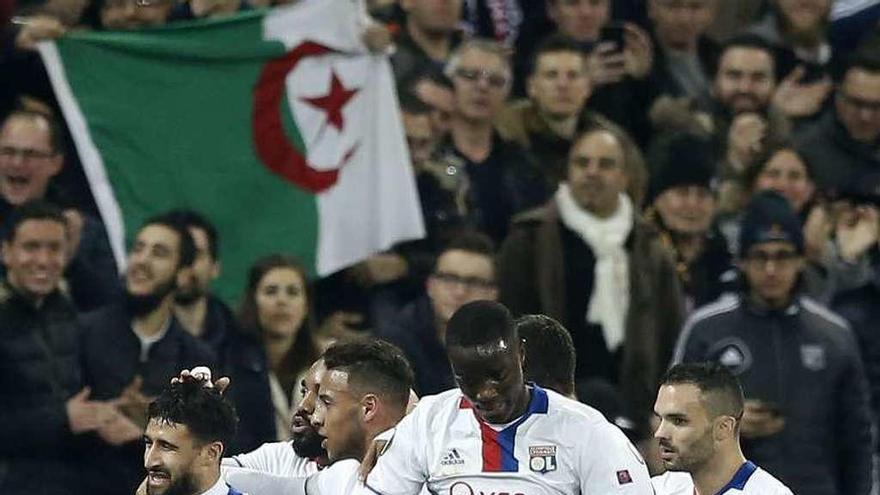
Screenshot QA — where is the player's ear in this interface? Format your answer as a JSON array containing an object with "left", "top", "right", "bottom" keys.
[
  {"left": 713, "top": 415, "right": 736, "bottom": 442},
  {"left": 202, "top": 441, "right": 224, "bottom": 466},
  {"left": 362, "top": 393, "right": 379, "bottom": 423}
]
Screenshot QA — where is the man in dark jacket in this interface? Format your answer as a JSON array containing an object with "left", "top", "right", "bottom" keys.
[
  {"left": 673, "top": 190, "right": 873, "bottom": 495},
  {"left": 796, "top": 53, "right": 880, "bottom": 190},
  {"left": 80, "top": 212, "right": 216, "bottom": 493},
  {"left": 375, "top": 231, "right": 497, "bottom": 396},
  {"left": 498, "top": 123, "right": 683, "bottom": 438},
  {"left": 0, "top": 200, "right": 139, "bottom": 494}
]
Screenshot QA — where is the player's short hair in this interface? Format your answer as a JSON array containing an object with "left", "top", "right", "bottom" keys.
[
  {"left": 4, "top": 200, "right": 67, "bottom": 243},
  {"left": 323, "top": 338, "right": 414, "bottom": 415},
  {"left": 528, "top": 34, "right": 586, "bottom": 78},
  {"left": 163, "top": 209, "right": 220, "bottom": 261},
  {"left": 147, "top": 380, "right": 238, "bottom": 450},
  {"left": 661, "top": 363, "right": 744, "bottom": 422},
  {"left": 446, "top": 300, "right": 517, "bottom": 349},
  {"left": 517, "top": 315, "right": 576, "bottom": 397},
  {"left": 139, "top": 212, "right": 197, "bottom": 269}
]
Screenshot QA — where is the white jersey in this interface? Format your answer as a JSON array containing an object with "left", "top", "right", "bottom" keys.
[
  {"left": 359, "top": 386, "right": 652, "bottom": 494},
  {"left": 651, "top": 462, "right": 794, "bottom": 495},
  {"left": 222, "top": 441, "right": 319, "bottom": 477}
]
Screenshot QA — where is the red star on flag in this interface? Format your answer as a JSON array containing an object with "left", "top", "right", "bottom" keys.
[{"left": 300, "top": 71, "right": 358, "bottom": 131}]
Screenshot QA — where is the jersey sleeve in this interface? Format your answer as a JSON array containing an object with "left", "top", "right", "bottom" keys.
[
  {"left": 222, "top": 466, "right": 307, "bottom": 495},
  {"left": 305, "top": 460, "right": 361, "bottom": 495},
  {"left": 578, "top": 422, "right": 653, "bottom": 494},
  {"left": 361, "top": 402, "right": 429, "bottom": 495}
]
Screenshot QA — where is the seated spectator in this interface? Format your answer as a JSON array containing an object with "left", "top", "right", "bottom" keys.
[
  {"left": 437, "top": 38, "right": 547, "bottom": 243},
  {"left": 0, "top": 200, "right": 139, "bottom": 495},
  {"left": 168, "top": 209, "right": 274, "bottom": 455},
  {"left": 79, "top": 212, "right": 217, "bottom": 492},
  {"left": 237, "top": 254, "right": 322, "bottom": 441},
  {"left": 497, "top": 123, "right": 683, "bottom": 438},
  {"left": 496, "top": 35, "right": 623, "bottom": 188},
  {"left": 375, "top": 231, "right": 497, "bottom": 396},
  {"left": 0, "top": 108, "right": 119, "bottom": 310},
  {"left": 646, "top": 0, "right": 720, "bottom": 109},
  {"left": 391, "top": 0, "right": 463, "bottom": 83},
  {"left": 795, "top": 52, "right": 880, "bottom": 191},
  {"left": 674, "top": 190, "right": 873, "bottom": 495},
  {"left": 645, "top": 131, "right": 733, "bottom": 312}
]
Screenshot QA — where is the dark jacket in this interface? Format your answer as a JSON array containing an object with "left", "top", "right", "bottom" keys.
[
  {"left": 0, "top": 283, "right": 86, "bottom": 494},
  {"left": 79, "top": 302, "right": 217, "bottom": 493},
  {"left": 674, "top": 294, "right": 874, "bottom": 495},
  {"left": 647, "top": 34, "right": 719, "bottom": 109},
  {"left": 795, "top": 109, "right": 880, "bottom": 190},
  {"left": 497, "top": 201, "right": 684, "bottom": 434},
  {"left": 831, "top": 263, "right": 880, "bottom": 448},
  {"left": 374, "top": 296, "right": 454, "bottom": 396}
]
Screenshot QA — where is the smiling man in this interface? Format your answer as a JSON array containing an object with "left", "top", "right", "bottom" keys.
[
  {"left": 80, "top": 212, "right": 216, "bottom": 493},
  {"left": 143, "top": 379, "right": 239, "bottom": 495},
  {"left": 651, "top": 363, "right": 792, "bottom": 494}
]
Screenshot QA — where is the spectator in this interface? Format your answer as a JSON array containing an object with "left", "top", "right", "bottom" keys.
[
  {"left": 496, "top": 34, "right": 624, "bottom": 188},
  {"left": 645, "top": 131, "right": 733, "bottom": 312},
  {"left": 97, "top": 0, "right": 172, "bottom": 30},
  {"left": 0, "top": 109, "right": 120, "bottom": 310},
  {"left": 746, "top": 143, "right": 816, "bottom": 216},
  {"left": 517, "top": 314, "right": 576, "bottom": 398},
  {"left": 79, "top": 213, "right": 217, "bottom": 493},
  {"left": 238, "top": 254, "right": 321, "bottom": 442},
  {"left": 0, "top": 200, "right": 139, "bottom": 494},
  {"left": 438, "top": 38, "right": 547, "bottom": 243},
  {"left": 532, "top": 0, "right": 657, "bottom": 144},
  {"left": 795, "top": 52, "right": 880, "bottom": 191},
  {"left": 375, "top": 231, "right": 497, "bottom": 396},
  {"left": 749, "top": 0, "right": 837, "bottom": 77},
  {"left": 405, "top": 67, "right": 456, "bottom": 139},
  {"left": 391, "top": 0, "right": 463, "bottom": 82},
  {"left": 168, "top": 209, "right": 275, "bottom": 454},
  {"left": 168, "top": 0, "right": 249, "bottom": 21},
  {"left": 142, "top": 380, "right": 239, "bottom": 495},
  {"left": 497, "top": 124, "right": 683, "bottom": 437},
  {"left": 673, "top": 190, "right": 873, "bottom": 495},
  {"left": 646, "top": 0, "right": 720, "bottom": 109}
]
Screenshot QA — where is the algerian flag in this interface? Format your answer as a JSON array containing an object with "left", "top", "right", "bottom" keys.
[{"left": 37, "top": 0, "right": 424, "bottom": 301}]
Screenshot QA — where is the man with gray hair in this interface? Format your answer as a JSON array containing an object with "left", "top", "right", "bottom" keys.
[{"left": 437, "top": 38, "right": 547, "bottom": 243}]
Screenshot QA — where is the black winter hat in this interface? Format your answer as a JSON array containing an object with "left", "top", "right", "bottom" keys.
[
  {"left": 649, "top": 132, "right": 716, "bottom": 202},
  {"left": 739, "top": 190, "right": 804, "bottom": 257}
]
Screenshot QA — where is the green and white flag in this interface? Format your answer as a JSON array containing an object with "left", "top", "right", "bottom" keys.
[{"left": 38, "top": 0, "right": 424, "bottom": 300}]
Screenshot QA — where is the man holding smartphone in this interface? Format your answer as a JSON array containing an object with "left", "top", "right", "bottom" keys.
[{"left": 671, "top": 190, "right": 873, "bottom": 495}]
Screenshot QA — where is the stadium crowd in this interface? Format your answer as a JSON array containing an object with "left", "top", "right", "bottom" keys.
[{"left": 2, "top": 0, "right": 880, "bottom": 493}]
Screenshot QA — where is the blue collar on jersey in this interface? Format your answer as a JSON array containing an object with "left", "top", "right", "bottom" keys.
[
  {"left": 227, "top": 485, "right": 244, "bottom": 495},
  {"left": 714, "top": 461, "right": 758, "bottom": 494}
]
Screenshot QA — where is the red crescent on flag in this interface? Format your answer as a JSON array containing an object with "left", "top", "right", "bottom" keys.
[{"left": 252, "top": 41, "right": 358, "bottom": 194}]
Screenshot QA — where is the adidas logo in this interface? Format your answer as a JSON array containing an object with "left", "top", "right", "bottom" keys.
[{"left": 440, "top": 448, "right": 466, "bottom": 466}]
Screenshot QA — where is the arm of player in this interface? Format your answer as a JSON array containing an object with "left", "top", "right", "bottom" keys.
[
  {"left": 222, "top": 466, "right": 306, "bottom": 495},
  {"left": 579, "top": 422, "right": 653, "bottom": 494},
  {"left": 360, "top": 401, "right": 429, "bottom": 495}
]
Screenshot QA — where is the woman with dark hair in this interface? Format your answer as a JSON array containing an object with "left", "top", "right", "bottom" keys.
[
  {"left": 745, "top": 142, "right": 816, "bottom": 215},
  {"left": 238, "top": 254, "right": 321, "bottom": 441}
]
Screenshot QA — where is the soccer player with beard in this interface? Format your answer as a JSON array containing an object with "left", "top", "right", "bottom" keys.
[
  {"left": 143, "top": 380, "right": 240, "bottom": 495},
  {"left": 651, "top": 363, "right": 793, "bottom": 495},
  {"left": 80, "top": 213, "right": 217, "bottom": 493}
]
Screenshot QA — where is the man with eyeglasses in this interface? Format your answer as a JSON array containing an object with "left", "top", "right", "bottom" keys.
[
  {"left": 673, "top": 190, "right": 873, "bottom": 495},
  {"left": 375, "top": 231, "right": 498, "bottom": 396},
  {"left": 437, "top": 38, "right": 547, "bottom": 244},
  {"left": 797, "top": 52, "right": 880, "bottom": 190},
  {"left": 0, "top": 109, "right": 120, "bottom": 311}
]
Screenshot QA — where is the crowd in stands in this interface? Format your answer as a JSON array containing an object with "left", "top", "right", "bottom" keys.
[{"left": 2, "top": 0, "right": 880, "bottom": 494}]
